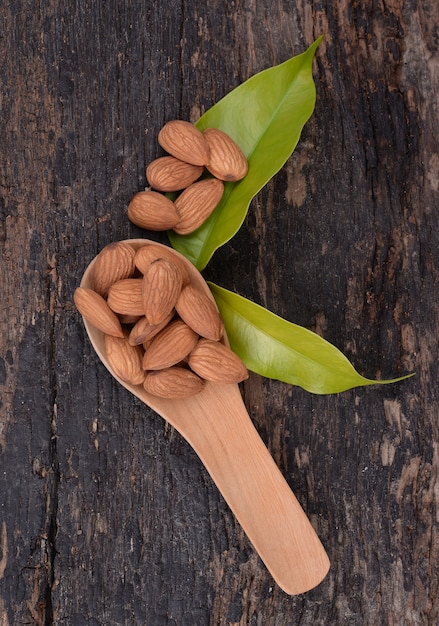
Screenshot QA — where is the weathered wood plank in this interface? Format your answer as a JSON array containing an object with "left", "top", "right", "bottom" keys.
[{"left": 1, "top": 0, "right": 437, "bottom": 624}]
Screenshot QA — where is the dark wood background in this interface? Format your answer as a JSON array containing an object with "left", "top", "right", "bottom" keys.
[{"left": 1, "top": 1, "right": 438, "bottom": 624}]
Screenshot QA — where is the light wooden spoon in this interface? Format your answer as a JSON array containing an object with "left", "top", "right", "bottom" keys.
[{"left": 80, "top": 238, "right": 330, "bottom": 595}]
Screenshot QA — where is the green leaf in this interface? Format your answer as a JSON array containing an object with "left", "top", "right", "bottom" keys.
[
  {"left": 209, "top": 283, "right": 414, "bottom": 394},
  {"left": 169, "top": 37, "right": 323, "bottom": 270}
]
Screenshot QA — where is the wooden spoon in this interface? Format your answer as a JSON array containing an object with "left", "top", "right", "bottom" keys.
[{"left": 80, "top": 238, "right": 330, "bottom": 595}]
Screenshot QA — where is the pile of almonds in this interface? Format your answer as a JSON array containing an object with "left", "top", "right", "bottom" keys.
[
  {"left": 128, "top": 120, "right": 248, "bottom": 235},
  {"left": 75, "top": 121, "right": 250, "bottom": 398},
  {"left": 74, "top": 241, "right": 249, "bottom": 399}
]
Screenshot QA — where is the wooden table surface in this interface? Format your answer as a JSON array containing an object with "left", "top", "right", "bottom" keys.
[{"left": 1, "top": 1, "right": 438, "bottom": 624}]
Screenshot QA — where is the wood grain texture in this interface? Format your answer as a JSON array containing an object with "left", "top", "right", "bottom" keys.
[{"left": 1, "top": 0, "right": 437, "bottom": 624}]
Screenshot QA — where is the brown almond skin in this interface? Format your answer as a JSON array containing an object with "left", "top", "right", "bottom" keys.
[
  {"left": 127, "top": 190, "right": 180, "bottom": 230},
  {"left": 143, "top": 366, "right": 205, "bottom": 398},
  {"left": 107, "top": 278, "right": 144, "bottom": 316},
  {"left": 203, "top": 128, "right": 248, "bottom": 181},
  {"left": 104, "top": 333, "right": 145, "bottom": 386},
  {"left": 92, "top": 242, "right": 136, "bottom": 297},
  {"left": 73, "top": 288, "right": 124, "bottom": 338},
  {"left": 118, "top": 313, "right": 143, "bottom": 325},
  {"left": 176, "top": 284, "right": 224, "bottom": 341},
  {"left": 143, "top": 320, "right": 198, "bottom": 370},
  {"left": 173, "top": 178, "right": 224, "bottom": 235},
  {"left": 142, "top": 258, "right": 183, "bottom": 325},
  {"left": 128, "top": 312, "right": 174, "bottom": 346},
  {"left": 188, "top": 339, "right": 249, "bottom": 383},
  {"left": 146, "top": 156, "right": 203, "bottom": 192},
  {"left": 158, "top": 120, "right": 210, "bottom": 166},
  {"left": 134, "top": 244, "right": 190, "bottom": 284}
]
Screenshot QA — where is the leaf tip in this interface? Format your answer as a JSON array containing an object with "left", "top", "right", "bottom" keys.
[
  {"left": 308, "top": 35, "right": 324, "bottom": 56},
  {"left": 374, "top": 371, "right": 416, "bottom": 386}
]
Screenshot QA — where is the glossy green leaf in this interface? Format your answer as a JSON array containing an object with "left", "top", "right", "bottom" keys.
[
  {"left": 209, "top": 283, "right": 413, "bottom": 394},
  {"left": 169, "top": 37, "right": 323, "bottom": 270}
]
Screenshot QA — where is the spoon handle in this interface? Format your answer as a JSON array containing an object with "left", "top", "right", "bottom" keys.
[{"left": 160, "top": 383, "right": 330, "bottom": 595}]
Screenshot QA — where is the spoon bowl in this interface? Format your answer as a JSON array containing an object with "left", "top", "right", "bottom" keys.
[{"left": 80, "top": 238, "right": 330, "bottom": 594}]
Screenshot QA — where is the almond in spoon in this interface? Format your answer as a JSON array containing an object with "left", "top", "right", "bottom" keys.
[
  {"left": 176, "top": 284, "right": 224, "bottom": 341},
  {"left": 128, "top": 312, "right": 174, "bottom": 346},
  {"left": 134, "top": 243, "right": 190, "bottom": 284},
  {"left": 104, "top": 333, "right": 145, "bottom": 386},
  {"left": 143, "top": 320, "right": 198, "bottom": 370},
  {"left": 188, "top": 338, "right": 248, "bottom": 383},
  {"left": 91, "top": 242, "right": 136, "bottom": 297},
  {"left": 143, "top": 366, "right": 205, "bottom": 398},
  {"left": 107, "top": 278, "right": 144, "bottom": 316},
  {"left": 142, "top": 258, "right": 183, "bottom": 325},
  {"left": 73, "top": 288, "right": 124, "bottom": 338}
]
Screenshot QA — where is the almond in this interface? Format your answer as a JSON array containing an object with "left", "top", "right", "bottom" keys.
[
  {"left": 176, "top": 284, "right": 224, "bottom": 341},
  {"left": 127, "top": 190, "right": 180, "bottom": 230},
  {"left": 118, "top": 314, "right": 143, "bottom": 325},
  {"left": 143, "top": 366, "right": 205, "bottom": 398},
  {"left": 92, "top": 242, "right": 136, "bottom": 297},
  {"left": 143, "top": 320, "right": 198, "bottom": 370},
  {"left": 173, "top": 178, "right": 224, "bottom": 235},
  {"left": 134, "top": 244, "right": 190, "bottom": 284},
  {"left": 188, "top": 339, "right": 249, "bottom": 383},
  {"left": 104, "top": 333, "right": 145, "bottom": 385},
  {"left": 142, "top": 258, "right": 183, "bottom": 325},
  {"left": 146, "top": 156, "right": 203, "bottom": 192},
  {"left": 107, "top": 278, "right": 144, "bottom": 316},
  {"left": 128, "top": 312, "right": 174, "bottom": 346},
  {"left": 158, "top": 120, "right": 210, "bottom": 166},
  {"left": 73, "top": 287, "right": 124, "bottom": 338},
  {"left": 142, "top": 338, "right": 153, "bottom": 352},
  {"left": 203, "top": 128, "right": 248, "bottom": 181}
]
